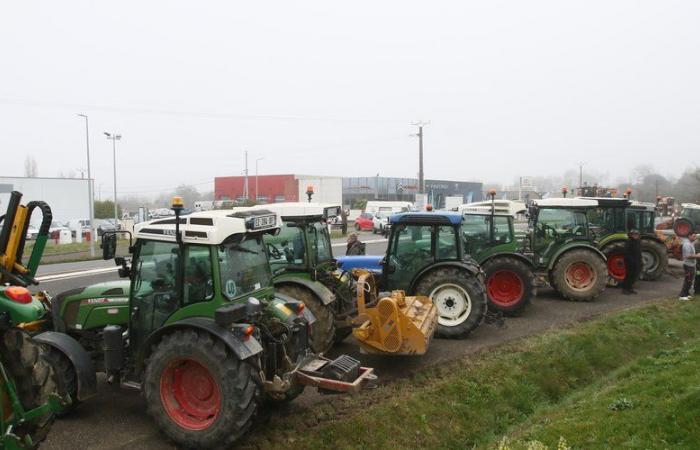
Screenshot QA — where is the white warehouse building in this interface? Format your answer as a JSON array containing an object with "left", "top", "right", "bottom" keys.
[{"left": 0, "top": 176, "right": 91, "bottom": 225}]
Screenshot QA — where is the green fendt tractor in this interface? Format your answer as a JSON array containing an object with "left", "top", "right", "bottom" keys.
[
  {"left": 40, "top": 199, "right": 375, "bottom": 448},
  {"left": 0, "top": 191, "right": 67, "bottom": 449},
  {"left": 458, "top": 197, "right": 609, "bottom": 314},
  {"left": 339, "top": 211, "right": 488, "bottom": 339},
  {"left": 251, "top": 203, "right": 351, "bottom": 353},
  {"left": 584, "top": 198, "right": 667, "bottom": 282}
]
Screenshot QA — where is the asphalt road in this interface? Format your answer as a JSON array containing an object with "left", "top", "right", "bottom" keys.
[{"left": 37, "top": 234, "right": 686, "bottom": 450}]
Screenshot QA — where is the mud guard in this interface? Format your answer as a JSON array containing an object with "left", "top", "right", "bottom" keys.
[
  {"left": 547, "top": 243, "right": 607, "bottom": 271},
  {"left": 274, "top": 292, "right": 317, "bottom": 325},
  {"left": 33, "top": 331, "right": 97, "bottom": 402},
  {"left": 410, "top": 260, "right": 483, "bottom": 292},
  {"left": 141, "top": 317, "right": 264, "bottom": 365},
  {"left": 274, "top": 276, "right": 336, "bottom": 306}
]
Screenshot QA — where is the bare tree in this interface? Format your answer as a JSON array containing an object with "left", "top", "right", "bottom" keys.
[{"left": 23, "top": 156, "right": 38, "bottom": 177}]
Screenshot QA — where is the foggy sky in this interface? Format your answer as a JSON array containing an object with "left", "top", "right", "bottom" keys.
[{"left": 1, "top": 1, "right": 699, "bottom": 197}]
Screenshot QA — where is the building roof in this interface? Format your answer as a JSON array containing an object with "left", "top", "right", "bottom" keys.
[{"left": 134, "top": 208, "right": 280, "bottom": 245}]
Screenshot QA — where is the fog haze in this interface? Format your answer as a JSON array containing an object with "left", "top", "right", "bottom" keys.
[{"left": 1, "top": 1, "right": 699, "bottom": 196}]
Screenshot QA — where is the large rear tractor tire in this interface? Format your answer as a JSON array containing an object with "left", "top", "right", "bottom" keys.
[
  {"left": 640, "top": 238, "right": 668, "bottom": 281},
  {"left": 1, "top": 329, "right": 57, "bottom": 448},
  {"left": 601, "top": 241, "right": 627, "bottom": 284},
  {"left": 42, "top": 346, "right": 79, "bottom": 416},
  {"left": 482, "top": 257, "right": 536, "bottom": 316},
  {"left": 550, "top": 249, "right": 607, "bottom": 302},
  {"left": 144, "top": 329, "right": 259, "bottom": 449},
  {"left": 415, "top": 267, "right": 487, "bottom": 339},
  {"left": 277, "top": 284, "right": 336, "bottom": 355}
]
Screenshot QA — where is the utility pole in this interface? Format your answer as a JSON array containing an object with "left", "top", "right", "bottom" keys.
[
  {"left": 243, "top": 150, "right": 249, "bottom": 201},
  {"left": 411, "top": 121, "right": 430, "bottom": 194},
  {"left": 78, "top": 114, "right": 95, "bottom": 257},
  {"left": 255, "top": 157, "right": 264, "bottom": 202},
  {"left": 578, "top": 162, "right": 584, "bottom": 193},
  {"left": 104, "top": 132, "right": 122, "bottom": 224}
]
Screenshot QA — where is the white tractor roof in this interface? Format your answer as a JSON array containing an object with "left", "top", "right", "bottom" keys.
[
  {"left": 458, "top": 200, "right": 526, "bottom": 216},
  {"left": 249, "top": 202, "right": 341, "bottom": 219},
  {"left": 134, "top": 208, "right": 280, "bottom": 245},
  {"left": 532, "top": 198, "right": 599, "bottom": 208},
  {"left": 630, "top": 201, "right": 656, "bottom": 211},
  {"left": 682, "top": 203, "right": 700, "bottom": 210}
]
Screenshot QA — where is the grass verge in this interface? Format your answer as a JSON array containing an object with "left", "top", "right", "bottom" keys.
[{"left": 244, "top": 298, "right": 700, "bottom": 449}]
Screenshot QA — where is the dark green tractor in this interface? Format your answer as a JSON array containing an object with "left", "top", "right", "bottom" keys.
[
  {"left": 252, "top": 203, "right": 355, "bottom": 354},
  {"left": 338, "top": 212, "right": 488, "bottom": 339},
  {"left": 584, "top": 198, "right": 667, "bottom": 282},
  {"left": 32, "top": 200, "right": 375, "bottom": 448},
  {"left": 456, "top": 197, "right": 610, "bottom": 315}
]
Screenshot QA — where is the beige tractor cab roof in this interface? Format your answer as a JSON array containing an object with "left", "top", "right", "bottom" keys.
[
  {"left": 459, "top": 199, "right": 526, "bottom": 216},
  {"left": 681, "top": 203, "right": 700, "bottom": 210},
  {"left": 574, "top": 197, "right": 631, "bottom": 207},
  {"left": 134, "top": 208, "right": 280, "bottom": 245},
  {"left": 629, "top": 201, "right": 656, "bottom": 211},
  {"left": 460, "top": 207, "right": 513, "bottom": 217},
  {"left": 532, "top": 198, "right": 599, "bottom": 208},
  {"left": 250, "top": 202, "right": 341, "bottom": 221}
]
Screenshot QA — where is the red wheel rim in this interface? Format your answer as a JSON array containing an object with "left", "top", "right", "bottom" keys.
[
  {"left": 487, "top": 270, "right": 525, "bottom": 307},
  {"left": 607, "top": 253, "right": 626, "bottom": 281},
  {"left": 565, "top": 262, "right": 596, "bottom": 290},
  {"left": 675, "top": 220, "right": 691, "bottom": 237},
  {"left": 160, "top": 358, "right": 221, "bottom": 431}
]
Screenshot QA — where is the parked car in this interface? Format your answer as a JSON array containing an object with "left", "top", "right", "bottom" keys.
[
  {"left": 96, "top": 220, "right": 117, "bottom": 237},
  {"left": 354, "top": 212, "right": 374, "bottom": 231}
]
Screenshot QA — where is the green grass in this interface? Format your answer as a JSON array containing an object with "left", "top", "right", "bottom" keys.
[{"left": 244, "top": 299, "right": 700, "bottom": 449}]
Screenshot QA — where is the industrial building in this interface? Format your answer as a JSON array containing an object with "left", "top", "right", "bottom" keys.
[
  {"left": 215, "top": 174, "right": 343, "bottom": 205},
  {"left": 343, "top": 176, "right": 483, "bottom": 209},
  {"left": 0, "top": 176, "right": 91, "bottom": 225}
]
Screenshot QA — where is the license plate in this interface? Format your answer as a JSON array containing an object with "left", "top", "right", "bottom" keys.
[{"left": 253, "top": 215, "right": 276, "bottom": 229}]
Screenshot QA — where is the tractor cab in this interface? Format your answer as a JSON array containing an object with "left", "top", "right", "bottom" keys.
[
  {"left": 527, "top": 198, "right": 600, "bottom": 264},
  {"left": 626, "top": 201, "right": 657, "bottom": 235},
  {"left": 460, "top": 210, "right": 517, "bottom": 258},
  {"left": 576, "top": 197, "right": 632, "bottom": 241},
  {"left": 249, "top": 202, "right": 341, "bottom": 276}
]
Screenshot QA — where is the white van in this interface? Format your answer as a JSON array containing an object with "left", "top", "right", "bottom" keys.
[{"left": 364, "top": 201, "right": 414, "bottom": 234}]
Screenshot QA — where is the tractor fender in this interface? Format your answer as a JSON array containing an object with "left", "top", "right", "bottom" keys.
[
  {"left": 410, "top": 260, "right": 482, "bottom": 293},
  {"left": 33, "top": 331, "right": 97, "bottom": 401},
  {"left": 479, "top": 252, "right": 535, "bottom": 270},
  {"left": 597, "top": 234, "right": 627, "bottom": 250},
  {"left": 274, "top": 292, "right": 317, "bottom": 324},
  {"left": 274, "top": 276, "right": 336, "bottom": 306},
  {"left": 547, "top": 243, "right": 607, "bottom": 271},
  {"left": 141, "top": 317, "right": 263, "bottom": 364},
  {"left": 640, "top": 235, "right": 665, "bottom": 246}
]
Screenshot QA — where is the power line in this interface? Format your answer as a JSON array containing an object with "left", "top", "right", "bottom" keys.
[{"left": 0, "top": 98, "right": 407, "bottom": 123}]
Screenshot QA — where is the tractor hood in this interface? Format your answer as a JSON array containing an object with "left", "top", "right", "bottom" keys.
[{"left": 336, "top": 255, "right": 383, "bottom": 273}]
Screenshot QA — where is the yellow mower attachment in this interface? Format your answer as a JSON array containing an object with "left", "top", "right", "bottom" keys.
[{"left": 351, "top": 270, "right": 437, "bottom": 355}]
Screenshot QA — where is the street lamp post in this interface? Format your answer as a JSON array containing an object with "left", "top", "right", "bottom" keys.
[
  {"left": 255, "top": 157, "right": 264, "bottom": 203},
  {"left": 104, "top": 132, "right": 122, "bottom": 224},
  {"left": 77, "top": 114, "right": 95, "bottom": 257}
]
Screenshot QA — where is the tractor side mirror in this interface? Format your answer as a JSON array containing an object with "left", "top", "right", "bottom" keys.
[{"left": 101, "top": 233, "right": 117, "bottom": 260}]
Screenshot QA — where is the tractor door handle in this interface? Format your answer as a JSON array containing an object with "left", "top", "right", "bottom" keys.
[{"left": 131, "top": 306, "right": 139, "bottom": 319}]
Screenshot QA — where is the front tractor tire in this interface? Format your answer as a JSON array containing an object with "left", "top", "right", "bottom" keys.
[
  {"left": 550, "top": 249, "right": 607, "bottom": 302},
  {"left": 1, "top": 329, "right": 57, "bottom": 448},
  {"left": 415, "top": 267, "right": 487, "bottom": 339},
  {"left": 144, "top": 329, "right": 259, "bottom": 449},
  {"left": 482, "top": 257, "right": 536, "bottom": 316},
  {"left": 42, "top": 346, "right": 79, "bottom": 416},
  {"left": 277, "top": 284, "right": 336, "bottom": 354},
  {"left": 640, "top": 238, "right": 668, "bottom": 281}
]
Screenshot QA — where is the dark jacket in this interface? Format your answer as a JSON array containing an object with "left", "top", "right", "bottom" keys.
[
  {"left": 346, "top": 241, "right": 366, "bottom": 256},
  {"left": 624, "top": 238, "right": 642, "bottom": 266}
]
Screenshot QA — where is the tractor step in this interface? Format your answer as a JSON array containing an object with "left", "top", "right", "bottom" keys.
[{"left": 296, "top": 355, "right": 377, "bottom": 394}]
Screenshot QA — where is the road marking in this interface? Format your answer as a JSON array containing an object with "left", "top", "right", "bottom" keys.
[{"left": 37, "top": 267, "right": 118, "bottom": 282}]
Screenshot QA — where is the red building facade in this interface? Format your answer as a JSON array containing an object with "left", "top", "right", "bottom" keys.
[{"left": 215, "top": 174, "right": 300, "bottom": 203}]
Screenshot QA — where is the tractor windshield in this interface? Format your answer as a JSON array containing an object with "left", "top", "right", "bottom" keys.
[
  {"left": 681, "top": 208, "right": 700, "bottom": 224},
  {"left": 587, "top": 207, "right": 625, "bottom": 237},
  {"left": 311, "top": 222, "right": 333, "bottom": 263},
  {"left": 218, "top": 235, "right": 272, "bottom": 300}
]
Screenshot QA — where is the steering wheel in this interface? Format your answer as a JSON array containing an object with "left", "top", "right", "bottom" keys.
[
  {"left": 541, "top": 223, "right": 559, "bottom": 238},
  {"left": 266, "top": 243, "right": 283, "bottom": 260}
]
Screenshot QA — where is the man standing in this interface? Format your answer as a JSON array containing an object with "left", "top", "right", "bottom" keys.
[
  {"left": 679, "top": 233, "right": 698, "bottom": 300},
  {"left": 622, "top": 229, "right": 642, "bottom": 294},
  {"left": 340, "top": 208, "right": 348, "bottom": 236},
  {"left": 346, "top": 233, "right": 366, "bottom": 256}
]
